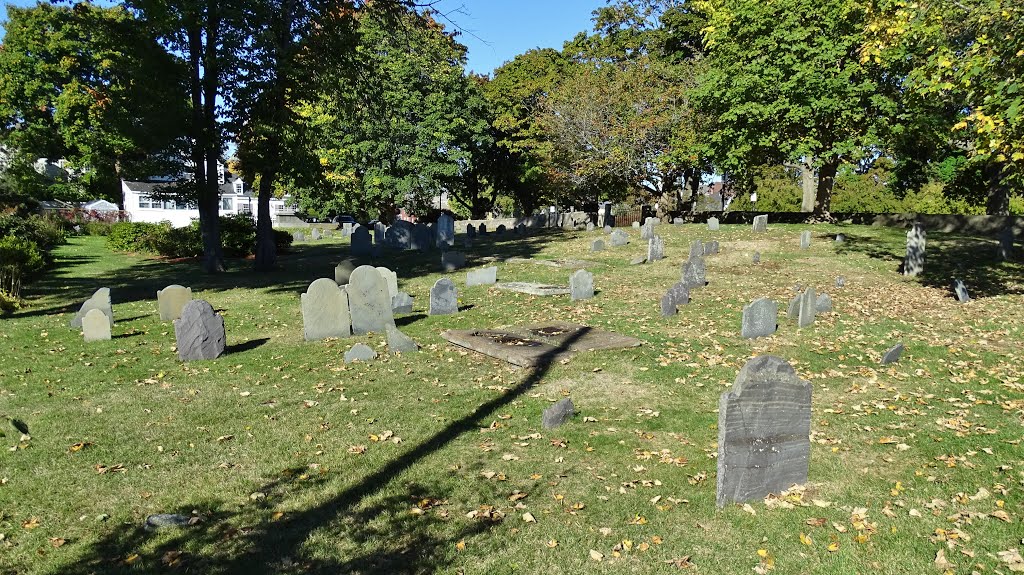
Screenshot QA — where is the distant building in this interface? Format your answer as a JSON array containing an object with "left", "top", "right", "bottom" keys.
[{"left": 121, "top": 175, "right": 295, "bottom": 228}]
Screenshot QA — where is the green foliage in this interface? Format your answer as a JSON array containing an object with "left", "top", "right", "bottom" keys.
[
  {"left": 106, "top": 216, "right": 289, "bottom": 258},
  {"left": 81, "top": 221, "right": 114, "bottom": 236},
  {"left": 727, "top": 165, "right": 802, "bottom": 211},
  {"left": 217, "top": 213, "right": 257, "bottom": 258},
  {"left": 0, "top": 234, "right": 45, "bottom": 300},
  {"left": 0, "top": 214, "right": 67, "bottom": 255},
  {"left": 901, "top": 181, "right": 987, "bottom": 215},
  {"left": 106, "top": 222, "right": 168, "bottom": 253}
]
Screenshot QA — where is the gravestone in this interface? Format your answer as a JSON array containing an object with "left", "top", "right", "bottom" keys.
[
  {"left": 952, "top": 279, "right": 970, "bottom": 303},
  {"left": 335, "top": 258, "right": 356, "bottom": 285},
  {"left": 835, "top": 233, "right": 846, "bottom": 243},
  {"left": 660, "top": 292, "right": 678, "bottom": 317},
  {"left": 386, "top": 221, "right": 413, "bottom": 250},
  {"left": 997, "top": 228, "right": 1014, "bottom": 260},
  {"left": 798, "top": 287, "right": 816, "bottom": 328},
  {"left": 752, "top": 214, "right": 768, "bottom": 233},
  {"left": 604, "top": 225, "right": 613, "bottom": 233},
  {"left": 392, "top": 291, "right": 414, "bottom": 314},
  {"left": 708, "top": 217, "right": 720, "bottom": 231},
  {"left": 429, "top": 278, "right": 459, "bottom": 315},
  {"left": 835, "top": 276, "right": 846, "bottom": 288},
  {"left": 311, "top": 228, "right": 321, "bottom": 241},
  {"left": 495, "top": 224, "right": 506, "bottom": 235},
  {"left": 786, "top": 294, "right": 802, "bottom": 320},
  {"left": 373, "top": 221, "right": 386, "bottom": 246},
  {"left": 157, "top": 285, "right": 192, "bottom": 322},
  {"left": 436, "top": 214, "right": 455, "bottom": 248},
  {"left": 174, "top": 300, "right": 225, "bottom": 361},
  {"left": 342, "top": 222, "right": 354, "bottom": 236},
  {"left": 569, "top": 269, "right": 594, "bottom": 301},
  {"left": 647, "top": 235, "right": 664, "bottom": 262},
  {"left": 293, "top": 231, "right": 306, "bottom": 242},
  {"left": 708, "top": 240, "right": 720, "bottom": 254},
  {"left": 741, "top": 298, "right": 778, "bottom": 339},
  {"left": 660, "top": 282, "right": 689, "bottom": 317},
  {"left": 689, "top": 240, "right": 704, "bottom": 260},
  {"left": 461, "top": 235, "right": 473, "bottom": 249},
  {"left": 466, "top": 224, "right": 476, "bottom": 239},
  {"left": 629, "top": 256, "right": 646, "bottom": 265},
  {"left": 903, "top": 223, "right": 926, "bottom": 276},
  {"left": 466, "top": 266, "right": 498, "bottom": 287},
  {"left": 324, "top": 229, "right": 334, "bottom": 238},
  {"left": 591, "top": 239, "right": 605, "bottom": 252},
  {"left": 347, "top": 265, "right": 395, "bottom": 335},
  {"left": 640, "top": 219, "right": 655, "bottom": 240},
  {"left": 441, "top": 329, "right": 573, "bottom": 367},
  {"left": 344, "top": 343, "right": 377, "bottom": 363},
  {"left": 479, "top": 223, "right": 487, "bottom": 235},
  {"left": 682, "top": 257, "right": 706, "bottom": 289},
  {"left": 717, "top": 356, "right": 812, "bottom": 507},
  {"left": 375, "top": 267, "right": 399, "bottom": 299},
  {"left": 82, "top": 308, "right": 111, "bottom": 342},
  {"left": 815, "top": 293, "right": 833, "bottom": 313},
  {"left": 411, "top": 223, "right": 431, "bottom": 251},
  {"left": 71, "top": 287, "right": 113, "bottom": 329},
  {"left": 610, "top": 230, "right": 629, "bottom": 247},
  {"left": 493, "top": 282, "right": 570, "bottom": 296},
  {"left": 799, "top": 230, "right": 811, "bottom": 250},
  {"left": 586, "top": 222, "right": 595, "bottom": 232},
  {"left": 753, "top": 252, "right": 761, "bottom": 264},
  {"left": 632, "top": 221, "right": 640, "bottom": 229},
  {"left": 441, "top": 251, "right": 467, "bottom": 272},
  {"left": 350, "top": 227, "right": 371, "bottom": 257},
  {"left": 881, "top": 342, "right": 904, "bottom": 365},
  {"left": 386, "top": 325, "right": 419, "bottom": 354},
  {"left": 542, "top": 398, "right": 575, "bottom": 429},
  {"left": 301, "top": 278, "right": 351, "bottom": 341}
]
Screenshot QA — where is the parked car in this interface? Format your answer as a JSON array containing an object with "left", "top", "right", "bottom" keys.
[{"left": 331, "top": 214, "right": 356, "bottom": 225}]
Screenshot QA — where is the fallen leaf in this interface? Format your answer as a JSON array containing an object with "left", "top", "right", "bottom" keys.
[
  {"left": 522, "top": 512, "right": 536, "bottom": 523},
  {"left": 455, "top": 539, "right": 466, "bottom": 552},
  {"left": 589, "top": 549, "right": 604, "bottom": 561},
  {"left": 934, "top": 548, "right": 954, "bottom": 571}
]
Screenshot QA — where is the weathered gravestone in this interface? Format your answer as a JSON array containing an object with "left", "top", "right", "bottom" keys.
[
  {"left": 436, "top": 214, "right": 455, "bottom": 249},
  {"left": 543, "top": 398, "right": 575, "bottom": 429},
  {"left": 786, "top": 294, "right": 802, "bottom": 320},
  {"left": 586, "top": 222, "right": 595, "bottom": 232},
  {"left": 952, "top": 279, "right": 971, "bottom": 303},
  {"left": 71, "top": 287, "right": 113, "bottom": 329},
  {"left": 835, "top": 233, "right": 846, "bottom": 243},
  {"left": 741, "top": 298, "right": 778, "bottom": 339},
  {"left": 342, "top": 222, "right": 354, "bottom": 236},
  {"left": 293, "top": 231, "right": 306, "bottom": 242},
  {"left": 717, "top": 356, "right": 812, "bottom": 507},
  {"left": 815, "top": 293, "right": 833, "bottom": 313},
  {"left": 493, "top": 282, "right": 570, "bottom": 296},
  {"left": 392, "top": 291, "right": 414, "bottom": 314},
  {"left": 647, "top": 235, "right": 664, "bottom": 262},
  {"left": 466, "top": 224, "right": 476, "bottom": 239},
  {"left": 752, "top": 214, "right": 768, "bottom": 233},
  {"left": 835, "top": 276, "right": 846, "bottom": 288},
  {"left": 799, "top": 230, "right": 811, "bottom": 250},
  {"left": 640, "top": 219, "right": 655, "bottom": 240},
  {"left": 82, "top": 308, "right": 111, "bottom": 342},
  {"left": 753, "top": 252, "right": 761, "bottom": 264},
  {"left": 609, "top": 230, "right": 629, "bottom": 247},
  {"left": 881, "top": 342, "right": 904, "bottom": 365},
  {"left": 496, "top": 224, "right": 506, "bottom": 235},
  {"left": 174, "top": 300, "right": 225, "bottom": 361},
  {"left": 569, "top": 269, "right": 594, "bottom": 301},
  {"left": 386, "top": 325, "right": 419, "bottom": 354},
  {"left": 347, "top": 265, "right": 395, "bottom": 335},
  {"left": 373, "top": 221, "right": 387, "bottom": 246},
  {"left": 344, "top": 343, "right": 377, "bottom": 363},
  {"left": 386, "top": 221, "right": 413, "bottom": 250},
  {"left": 632, "top": 221, "right": 640, "bottom": 229},
  {"left": 411, "top": 223, "right": 431, "bottom": 251},
  {"left": 703, "top": 241, "right": 720, "bottom": 256},
  {"left": 157, "top": 285, "right": 192, "bottom": 322},
  {"left": 798, "top": 287, "right": 816, "bottom": 328},
  {"left": 466, "top": 266, "right": 497, "bottom": 287},
  {"left": 998, "top": 228, "right": 1014, "bottom": 260},
  {"left": 591, "top": 239, "right": 605, "bottom": 252},
  {"left": 441, "top": 251, "right": 467, "bottom": 272},
  {"left": 660, "top": 282, "right": 689, "bottom": 317},
  {"left": 682, "top": 257, "right": 706, "bottom": 289},
  {"left": 708, "top": 217, "right": 720, "bottom": 231},
  {"left": 478, "top": 223, "right": 487, "bottom": 235},
  {"left": 429, "top": 278, "right": 459, "bottom": 315},
  {"left": 375, "top": 267, "right": 399, "bottom": 299},
  {"left": 301, "top": 278, "right": 351, "bottom": 341},
  {"left": 904, "top": 223, "right": 926, "bottom": 277},
  {"left": 350, "top": 227, "right": 372, "bottom": 257},
  {"left": 311, "top": 228, "right": 321, "bottom": 241},
  {"left": 629, "top": 256, "right": 646, "bottom": 266},
  {"left": 335, "top": 258, "right": 356, "bottom": 285},
  {"left": 604, "top": 225, "right": 613, "bottom": 233},
  {"left": 689, "top": 240, "right": 704, "bottom": 260}
]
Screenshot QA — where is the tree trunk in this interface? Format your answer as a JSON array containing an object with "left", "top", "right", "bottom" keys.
[
  {"left": 800, "top": 156, "right": 816, "bottom": 212},
  {"left": 254, "top": 172, "right": 277, "bottom": 271},
  {"left": 814, "top": 157, "right": 838, "bottom": 216},
  {"left": 985, "top": 159, "right": 1011, "bottom": 215},
  {"left": 677, "top": 168, "right": 701, "bottom": 214},
  {"left": 199, "top": 0, "right": 224, "bottom": 273}
]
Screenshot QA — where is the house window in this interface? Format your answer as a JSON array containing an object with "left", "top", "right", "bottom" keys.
[
  {"left": 139, "top": 195, "right": 157, "bottom": 209},
  {"left": 234, "top": 181, "right": 243, "bottom": 195},
  {"left": 220, "top": 197, "right": 233, "bottom": 211}
]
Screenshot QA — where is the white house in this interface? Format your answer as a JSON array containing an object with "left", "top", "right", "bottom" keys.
[{"left": 122, "top": 175, "right": 295, "bottom": 228}]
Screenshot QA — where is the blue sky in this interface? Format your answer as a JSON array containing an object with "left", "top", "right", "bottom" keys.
[{"left": 1, "top": 0, "right": 604, "bottom": 75}]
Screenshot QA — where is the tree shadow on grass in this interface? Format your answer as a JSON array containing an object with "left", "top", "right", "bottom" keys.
[{"left": 49, "top": 326, "right": 588, "bottom": 575}]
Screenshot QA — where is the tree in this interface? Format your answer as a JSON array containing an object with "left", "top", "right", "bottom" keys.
[
  {"left": 0, "top": 3, "right": 188, "bottom": 204},
  {"left": 697, "top": 0, "right": 897, "bottom": 216}
]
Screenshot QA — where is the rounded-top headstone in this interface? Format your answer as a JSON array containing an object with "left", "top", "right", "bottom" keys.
[
  {"left": 347, "top": 266, "right": 395, "bottom": 335},
  {"left": 82, "top": 308, "right": 112, "bottom": 342},
  {"left": 301, "top": 278, "right": 351, "bottom": 341},
  {"left": 157, "top": 284, "right": 192, "bottom": 322},
  {"left": 429, "top": 278, "right": 458, "bottom": 315}
]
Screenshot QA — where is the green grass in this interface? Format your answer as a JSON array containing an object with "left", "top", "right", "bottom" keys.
[{"left": 1, "top": 223, "right": 1022, "bottom": 574}]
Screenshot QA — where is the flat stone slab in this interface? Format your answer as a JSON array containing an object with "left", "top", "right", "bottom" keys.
[
  {"left": 503, "top": 257, "right": 600, "bottom": 269},
  {"left": 510, "top": 321, "right": 642, "bottom": 352},
  {"left": 493, "top": 282, "right": 570, "bottom": 296},
  {"left": 344, "top": 343, "right": 378, "bottom": 363},
  {"left": 441, "top": 329, "right": 574, "bottom": 367}
]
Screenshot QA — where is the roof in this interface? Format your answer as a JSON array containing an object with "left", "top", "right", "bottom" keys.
[
  {"left": 123, "top": 179, "right": 250, "bottom": 197},
  {"left": 82, "top": 199, "right": 120, "bottom": 211}
]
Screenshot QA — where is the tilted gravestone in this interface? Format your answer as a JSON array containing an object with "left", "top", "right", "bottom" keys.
[
  {"left": 689, "top": 240, "right": 704, "bottom": 260},
  {"left": 375, "top": 267, "right": 399, "bottom": 299},
  {"left": 752, "top": 214, "right": 768, "bottom": 233},
  {"left": 741, "top": 298, "right": 778, "bottom": 339},
  {"left": 466, "top": 266, "right": 497, "bottom": 287},
  {"left": 569, "top": 269, "right": 594, "bottom": 301},
  {"left": 998, "top": 228, "right": 1014, "bottom": 260},
  {"left": 660, "top": 282, "right": 689, "bottom": 317},
  {"left": 591, "top": 239, "right": 605, "bottom": 252},
  {"left": 903, "top": 223, "right": 926, "bottom": 277},
  {"left": 71, "top": 287, "right": 113, "bottom": 329},
  {"left": 436, "top": 213, "right": 455, "bottom": 248},
  {"left": 640, "top": 219, "right": 655, "bottom": 240},
  {"left": 786, "top": 294, "right": 802, "bottom": 320},
  {"left": 386, "top": 325, "right": 419, "bottom": 354},
  {"left": 335, "top": 258, "right": 356, "bottom": 285},
  {"left": 799, "top": 230, "right": 811, "bottom": 250},
  {"left": 542, "top": 398, "right": 575, "bottom": 429},
  {"left": 174, "top": 300, "right": 225, "bottom": 361},
  {"left": 708, "top": 217, "right": 720, "bottom": 231},
  {"left": 157, "top": 285, "right": 192, "bottom": 322},
  {"left": 629, "top": 256, "right": 646, "bottom": 266},
  {"left": 609, "top": 230, "right": 629, "bottom": 247},
  {"left": 301, "top": 278, "right": 351, "bottom": 341},
  {"left": 881, "top": 342, "right": 904, "bottom": 365},
  {"left": 647, "top": 235, "right": 664, "bottom": 262},
  {"left": 441, "top": 251, "right": 467, "bottom": 272},
  {"left": 429, "top": 278, "right": 459, "bottom": 315},
  {"left": 717, "top": 356, "right": 812, "bottom": 507},
  {"left": 344, "top": 343, "right": 377, "bottom": 363},
  {"left": 681, "top": 257, "right": 707, "bottom": 289},
  {"left": 347, "top": 265, "right": 396, "bottom": 335},
  {"left": 798, "top": 287, "right": 816, "bottom": 328},
  {"left": 392, "top": 291, "right": 414, "bottom": 314},
  {"left": 952, "top": 279, "right": 971, "bottom": 303},
  {"left": 82, "top": 308, "right": 111, "bottom": 342},
  {"left": 350, "top": 227, "right": 371, "bottom": 257},
  {"left": 815, "top": 293, "right": 833, "bottom": 313}
]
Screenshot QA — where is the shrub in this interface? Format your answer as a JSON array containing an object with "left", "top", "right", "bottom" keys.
[
  {"left": 0, "top": 214, "right": 67, "bottom": 255},
  {"left": 149, "top": 225, "right": 202, "bottom": 258},
  {"left": 82, "top": 221, "right": 113, "bottom": 236},
  {"left": 0, "top": 234, "right": 45, "bottom": 300},
  {"left": 274, "top": 229, "right": 293, "bottom": 253},
  {"left": 106, "top": 222, "right": 167, "bottom": 253},
  {"left": 217, "top": 213, "right": 257, "bottom": 257}
]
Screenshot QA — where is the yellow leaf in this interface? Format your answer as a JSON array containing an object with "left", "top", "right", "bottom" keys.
[
  {"left": 800, "top": 532, "right": 814, "bottom": 546},
  {"left": 589, "top": 549, "right": 604, "bottom": 561},
  {"left": 455, "top": 540, "right": 466, "bottom": 552},
  {"left": 546, "top": 539, "right": 558, "bottom": 548},
  {"left": 757, "top": 549, "right": 769, "bottom": 558},
  {"left": 827, "top": 541, "right": 840, "bottom": 552},
  {"left": 522, "top": 512, "right": 536, "bottom": 523},
  {"left": 124, "top": 554, "right": 141, "bottom": 565}
]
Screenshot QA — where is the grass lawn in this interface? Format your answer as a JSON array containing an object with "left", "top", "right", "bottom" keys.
[{"left": 1, "top": 222, "right": 1022, "bottom": 575}]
